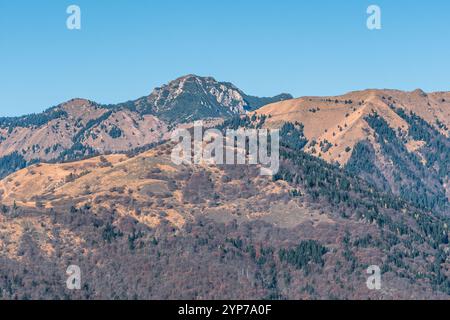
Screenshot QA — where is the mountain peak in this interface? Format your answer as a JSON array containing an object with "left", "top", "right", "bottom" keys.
[
  {"left": 60, "top": 98, "right": 93, "bottom": 108},
  {"left": 139, "top": 75, "right": 292, "bottom": 122},
  {"left": 412, "top": 88, "right": 428, "bottom": 97},
  {"left": 176, "top": 74, "right": 214, "bottom": 81}
]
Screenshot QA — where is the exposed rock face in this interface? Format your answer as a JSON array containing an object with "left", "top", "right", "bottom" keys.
[{"left": 136, "top": 74, "right": 292, "bottom": 122}]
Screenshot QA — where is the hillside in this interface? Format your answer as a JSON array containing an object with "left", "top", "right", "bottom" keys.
[
  {"left": 255, "top": 89, "right": 450, "bottom": 214},
  {"left": 257, "top": 89, "right": 449, "bottom": 163},
  {"left": 0, "top": 127, "right": 449, "bottom": 299}
]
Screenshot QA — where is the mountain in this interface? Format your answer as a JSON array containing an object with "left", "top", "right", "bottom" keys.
[
  {"left": 0, "top": 127, "right": 449, "bottom": 299},
  {"left": 131, "top": 74, "right": 292, "bottom": 122},
  {"left": 0, "top": 75, "right": 292, "bottom": 178},
  {"left": 0, "top": 80, "right": 449, "bottom": 299},
  {"left": 0, "top": 98, "right": 167, "bottom": 167},
  {"left": 255, "top": 89, "right": 450, "bottom": 214}
]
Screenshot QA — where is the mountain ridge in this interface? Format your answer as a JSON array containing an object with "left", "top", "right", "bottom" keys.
[
  {"left": 254, "top": 88, "right": 450, "bottom": 214},
  {"left": 0, "top": 75, "right": 292, "bottom": 177}
]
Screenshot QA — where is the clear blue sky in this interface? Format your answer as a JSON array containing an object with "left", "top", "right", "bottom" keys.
[{"left": 1, "top": 0, "right": 449, "bottom": 116}]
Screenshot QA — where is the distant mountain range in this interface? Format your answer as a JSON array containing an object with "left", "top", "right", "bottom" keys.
[
  {"left": 0, "top": 75, "right": 449, "bottom": 299},
  {"left": 0, "top": 77, "right": 449, "bottom": 213},
  {"left": 0, "top": 75, "right": 291, "bottom": 174}
]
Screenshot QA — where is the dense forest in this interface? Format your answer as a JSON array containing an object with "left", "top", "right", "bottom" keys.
[
  {"left": 346, "top": 111, "right": 450, "bottom": 214},
  {"left": 0, "top": 152, "right": 29, "bottom": 179},
  {"left": 0, "top": 108, "right": 68, "bottom": 130}
]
